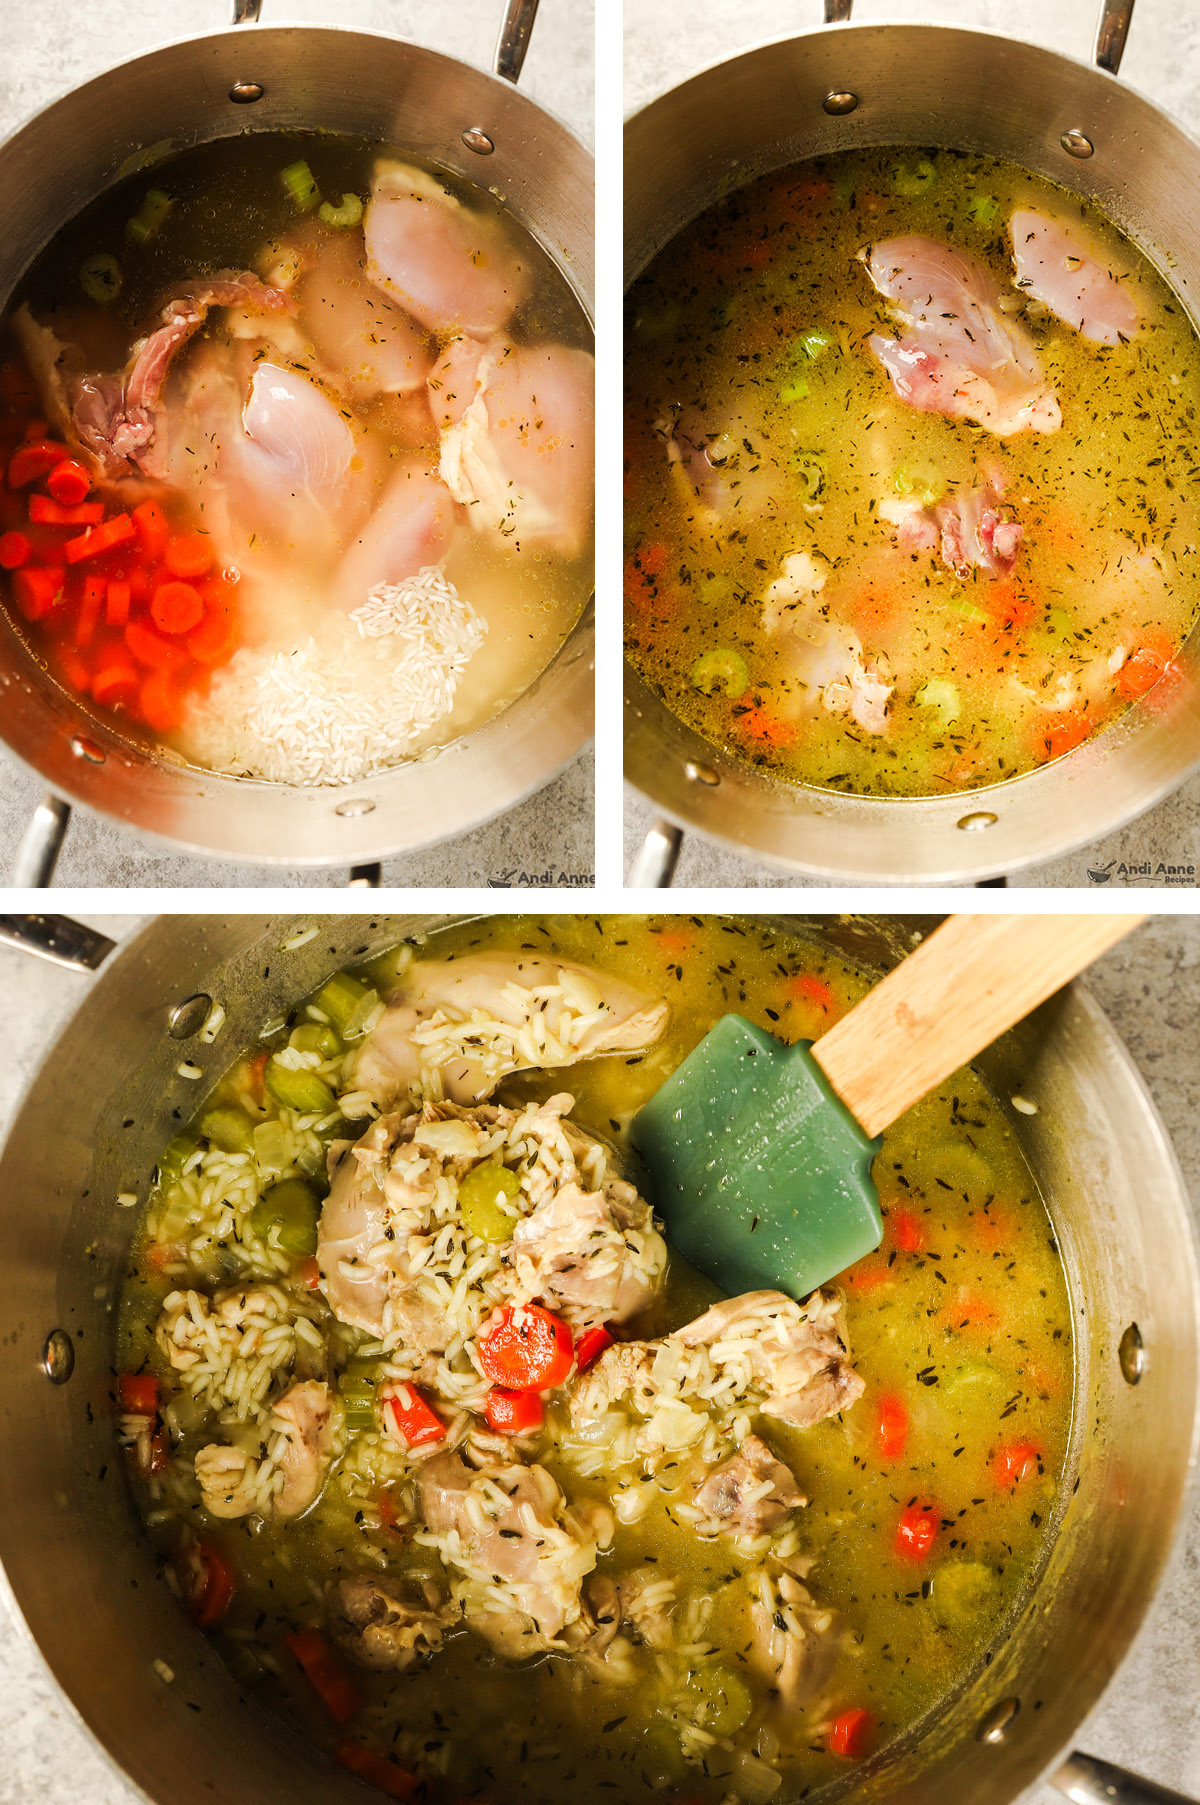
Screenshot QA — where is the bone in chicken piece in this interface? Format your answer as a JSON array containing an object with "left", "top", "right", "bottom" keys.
[
  {"left": 364, "top": 161, "right": 530, "bottom": 338},
  {"left": 762, "top": 553, "right": 893, "bottom": 737},
  {"left": 430, "top": 334, "right": 595, "bottom": 557},
  {"left": 240, "top": 361, "right": 355, "bottom": 505},
  {"left": 880, "top": 481, "right": 1023, "bottom": 578},
  {"left": 331, "top": 459, "right": 461, "bottom": 611},
  {"left": 193, "top": 1379, "right": 340, "bottom": 1521},
  {"left": 296, "top": 230, "right": 435, "bottom": 397},
  {"left": 690, "top": 1434, "right": 806, "bottom": 1539},
  {"left": 509, "top": 1169, "right": 667, "bottom": 1333},
  {"left": 350, "top": 953, "right": 669, "bottom": 1109},
  {"left": 327, "top": 1572, "right": 460, "bottom": 1670},
  {"left": 864, "top": 236, "right": 1061, "bottom": 435},
  {"left": 675, "top": 1290, "right": 864, "bottom": 1428},
  {"left": 1010, "top": 208, "right": 1141, "bottom": 346}
]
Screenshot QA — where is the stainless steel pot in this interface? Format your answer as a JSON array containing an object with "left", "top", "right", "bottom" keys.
[
  {"left": 624, "top": 0, "right": 1200, "bottom": 885},
  {"left": 0, "top": 911, "right": 1195, "bottom": 1805},
  {"left": 0, "top": 0, "right": 594, "bottom": 878}
]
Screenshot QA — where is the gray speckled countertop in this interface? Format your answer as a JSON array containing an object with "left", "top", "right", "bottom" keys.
[
  {"left": 0, "top": 912, "right": 1199, "bottom": 1805},
  {"left": 623, "top": 0, "right": 1200, "bottom": 890},
  {"left": 0, "top": 0, "right": 594, "bottom": 888}
]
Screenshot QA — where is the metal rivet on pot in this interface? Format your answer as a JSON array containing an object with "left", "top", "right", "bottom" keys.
[
  {"left": 1119, "top": 1322, "right": 1146, "bottom": 1385},
  {"left": 168, "top": 993, "right": 213, "bottom": 1040},
  {"left": 685, "top": 761, "right": 720, "bottom": 788},
  {"left": 957, "top": 811, "right": 998, "bottom": 832},
  {"left": 41, "top": 1329, "right": 74, "bottom": 1385},
  {"left": 462, "top": 127, "right": 495, "bottom": 156},
  {"left": 229, "top": 81, "right": 264, "bottom": 104},
  {"left": 71, "top": 734, "right": 106, "bottom": 765},
  {"left": 977, "top": 1698, "right": 1020, "bottom": 1744},
  {"left": 336, "top": 797, "right": 376, "bottom": 818},
  {"left": 1061, "top": 129, "right": 1094, "bottom": 159},
  {"left": 823, "top": 91, "right": 859, "bottom": 115}
]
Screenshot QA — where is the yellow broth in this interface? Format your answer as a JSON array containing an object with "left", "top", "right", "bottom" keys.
[
  {"left": 116, "top": 916, "right": 1073, "bottom": 1802},
  {"left": 625, "top": 148, "right": 1200, "bottom": 795}
]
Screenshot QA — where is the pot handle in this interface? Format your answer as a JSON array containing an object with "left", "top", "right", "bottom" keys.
[
  {"left": 628, "top": 817, "right": 683, "bottom": 888},
  {"left": 11, "top": 794, "right": 71, "bottom": 887},
  {"left": 495, "top": 0, "right": 541, "bottom": 83},
  {"left": 0, "top": 913, "right": 115, "bottom": 971},
  {"left": 1095, "top": 0, "right": 1134, "bottom": 75},
  {"left": 1054, "top": 1752, "right": 1200, "bottom": 1805}
]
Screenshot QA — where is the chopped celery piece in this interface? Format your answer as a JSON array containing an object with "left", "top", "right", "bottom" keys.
[
  {"left": 314, "top": 972, "right": 370, "bottom": 1035},
  {"left": 290, "top": 1021, "right": 340, "bottom": 1059},
  {"left": 792, "top": 452, "right": 827, "bottom": 503},
  {"left": 929, "top": 1560, "right": 1002, "bottom": 1628},
  {"left": 226, "top": 1645, "right": 267, "bottom": 1687},
  {"left": 458, "top": 1164, "right": 521, "bottom": 1242},
  {"left": 126, "top": 188, "right": 173, "bottom": 245},
  {"left": 797, "top": 329, "right": 834, "bottom": 360},
  {"left": 264, "top": 1057, "right": 337, "bottom": 1116},
  {"left": 780, "top": 377, "right": 809, "bottom": 403},
  {"left": 947, "top": 595, "right": 989, "bottom": 624},
  {"left": 319, "top": 192, "right": 364, "bottom": 229},
  {"left": 943, "top": 1358, "right": 1007, "bottom": 1403},
  {"left": 916, "top": 677, "right": 961, "bottom": 727},
  {"left": 338, "top": 1376, "right": 378, "bottom": 1432},
  {"left": 280, "top": 159, "right": 321, "bottom": 212},
  {"left": 894, "top": 464, "right": 946, "bottom": 506},
  {"left": 250, "top": 1177, "right": 320, "bottom": 1255},
  {"left": 969, "top": 194, "right": 1001, "bottom": 226},
  {"left": 1047, "top": 605, "right": 1074, "bottom": 637},
  {"left": 632, "top": 300, "right": 682, "bottom": 343},
  {"left": 835, "top": 168, "right": 856, "bottom": 209},
  {"left": 642, "top": 1719, "right": 689, "bottom": 1787},
  {"left": 253, "top": 1117, "right": 290, "bottom": 1177},
  {"left": 892, "top": 157, "right": 937, "bottom": 198},
  {"left": 158, "top": 1132, "right": 199, "bottom": 1184},
  {"left": 79, "top": 253, "right": 122, "bottom": 304},
  {"left": 690, "top": 648, "right": 750, "bottom": 700},
  {"left": 683, "top": 1665, "right": 753, "bottom": 1737},
  {"left": 199, "top": 1107, "right": 256, "bottom": 1154}
]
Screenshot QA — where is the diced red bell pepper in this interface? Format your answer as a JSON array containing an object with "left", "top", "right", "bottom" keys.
[
  {"left": 118, "top": 1372, "right": 159, "bottom": 1415},
  {"left": 46, "top": 458, "right": 92, "bottom": 505},
  {"left": 105, "top": 579, "right": 130, "bottom": 627},
  {"left": 126, "top": 617, "right": 189, "bottom": 671},
  {"left": 991, "top": 1440, "right": 1042, "bottom": 1491},
  {"left": 285, "top": 1625, "right": 360, "bottom": 1724},
  {"left": 75, "top": 575, "right": 105, "bottom": 650},
  {"left": 484, "top": 1386, "right": 545, "bottom": 1435},
  {"left": 7, "top": 438, "right": 67, "bottom": 488},
  {"left": 827, "top": 1707, "right": 876, "bottom": 1759},
  {"left": 875, "top": 1393, "right": 908, "bottom": 1462},
  {"left": 894, "top": 1498, "right": 940, "bottom": 1562},
  {"left": 334, "top": 1741, "right": 418, "bottom": 1800},
  {"left": 478, "top": 1304, "right": 574, "bottom": 1391},
  {"left": 29, "top": 494, "right": 103, "bottom": 527},
  {"left": 13, "top": 564, "right": 65, "bottom": 619},
  {"left": 575, "top": 1324, "right": 615, "bottom": 1373},
  {"left": 0, "top": 529, "right": 31, "bottom": 568},
  {"left": 92, "top": 644, "right": 140, "bottom": 710},
  {"left": 64, "top": 512, "right": 135, "bottom": 564},
  {"left": 385, "top": 1384, "right": 446, "bottom": 1449},
  {"left": 132, "top": 499, "right": 169, "bottom": 562}
]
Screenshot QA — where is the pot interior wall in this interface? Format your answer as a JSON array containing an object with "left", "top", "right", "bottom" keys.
[
  {"left": 0, "top": 29, "right": 594, "bottom": 865},
  {"left": 623, "top": 24, "right": 1200, "bottom": 882},
  {"left": 0, "top": 913, "right": 1194, "bottom": 1805}
]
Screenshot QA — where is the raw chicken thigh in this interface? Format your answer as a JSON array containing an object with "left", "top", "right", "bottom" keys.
[
  {"left": 1010, "top": 209, "right": 1141, "bottom": 346},
  {"left": 364, "top": 161, "right": 530, "bottom": 338},
  {"left": 296, "top": 229, "right": 435, "bottom": 398}
]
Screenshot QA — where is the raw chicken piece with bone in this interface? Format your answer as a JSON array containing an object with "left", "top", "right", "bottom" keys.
[
  {"left": 762, "top": 552, "right": 893, "bottom": 735},
  {"left": 364, "top": 161, "right": 529, "bottom": 338},
  {"left": 1010, "top": 208, "right": 1141, "bottom": 346},
  {"left": 880, "top": 480, "right": 1023, "bottom": 578},
  {"left": 294, "top": 227, "right": 435, "bottom": 398},
  {"left": 431, "top": 333, "right": 595, "bottom": 556},
  {"left": 349, "top": 952, "right": 668, "bottom": 1107},
  {"left": 863, "top": 236, "right": 1061, "bottom": 435}
]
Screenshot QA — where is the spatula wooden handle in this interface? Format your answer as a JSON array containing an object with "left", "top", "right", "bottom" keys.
[{"left": 812, "top": 914, "right": 1144, "bottom": 1140}]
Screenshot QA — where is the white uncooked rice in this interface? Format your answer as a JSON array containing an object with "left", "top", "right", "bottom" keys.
[{"left": 185, "top": 567, "right": 486, "bottom": 785}]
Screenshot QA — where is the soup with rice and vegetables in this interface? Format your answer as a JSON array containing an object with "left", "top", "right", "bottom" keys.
[
  {"left": 116, "top": 917, "right": 1073, "bottom": 1802},
  {"left": 1, "top": 134, "right": 593, "bottom": 783}
]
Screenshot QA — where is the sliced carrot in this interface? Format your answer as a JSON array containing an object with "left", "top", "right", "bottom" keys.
[
  {"left": 894, "top": 1498, "right": 940, "bottom": 1562},
  {"left": 334, "top": 1741, "right": 418, "bottom": 1800},
  {"left": 8, "top": 439, "right": 67, "bottom": 488},
  {"left": 876, "top": 1394, "right": 909, "bottom": 1462},
  {"left": 1036, "top": 712, "right": 1093, "bottom": 762},
  {"left": 637, "top": 541, "right": 668, "bottom": 577},
  {"left": 75, "top": 575, "right": 105, "bottom": 650},
  {"left": 735, "top": 702, "right": 797, "bottom": 748},
  {"left": 888, "top": 1207, "right": 926, "bottom": 1254},
  {"left": 64, "top": 512, "right": 135, "bottom": 563},
  {"left": 164, "top": 531, "right": 214, "bottom": 579},
  {"left": 285, "top": 1626, "right": 360, "bottom": 1724},
  {"left": 991, "top": 1440, "right": 1042, "bottom": 1491},
  {"left": 105, "top": 579, "right": 131, "bottom": 627},
  {"left": 12, "top": 564, "right": 65, "bottom": 619},
  {"left": 191, "top": 1543, "right": 235, "bottom": 1629},
  {"left": 151, "top": 579, "right": 204, "bottom": 635},
  {"left": 29, "top": 494, "right": 103, "bottom": 527},
  {"left": 118, "top": 1373, "right": 159, "bottom": 1415},
  {"left": 126, "top": 617, "right": 189, "bottom": 671},
  {"left": 92, "top": 645, "right": 140, "bottom": 709},
  {"left": 943, "top": 1290, "right": 1000, "bottom": 1332},
  {"left": 827, "top": 1706, "right": 876, "bottom": 1760},
  {"left": 187, "top": 598, "right": 239, "bottom": 665},
  {"left": 1118, "top": 645, "right": 1170, "bottom": 700},
  {"left": 294, "top": 1254, "right": 321, "bottom": 1291},
  {"left": 791, "top": 973, "right": 833, "bottom": 1012},
  {"left": 138, "top": 669, "right": 184, "bottom": 734},
  {"left": 845, "top": 1253, "right": 893, "bottom": 1293},
  {"left": 46, "top": 458, "right": 92, "bottom": 504},
  {"left": 132, "top": 499, "right": 169, "bottom": 562},
  {"left": 55, "top": 645, "right": 92, "bottom": 694},
  {"left": 0, "top": 362, "right": 39, "bottom": 410},
  {"left": 0, "top": 529, "right": 31, "bottom": 568}
]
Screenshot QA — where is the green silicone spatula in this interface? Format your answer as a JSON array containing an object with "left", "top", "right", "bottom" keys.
[{"left": 632, "top": 914, "right": 1143, "bottom": 1301}]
